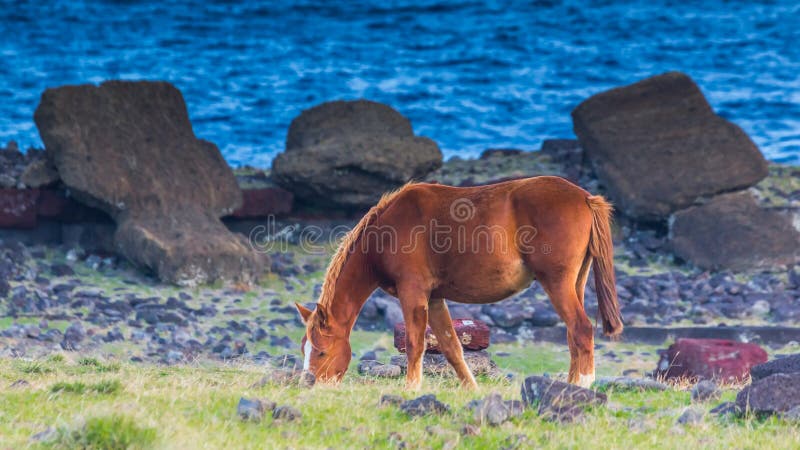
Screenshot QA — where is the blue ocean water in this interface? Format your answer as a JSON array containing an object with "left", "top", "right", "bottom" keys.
[{"left": 1, "top": 1, "right": 799, "bottom": 167}]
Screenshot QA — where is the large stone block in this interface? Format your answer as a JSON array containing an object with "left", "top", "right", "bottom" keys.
[
  {"left": 572, "top": 72, "right": 768, "bottom": 220},
  {"left": 273, "top": 100, "right": 442, "bottom": 209},
  {"left": 34, "top": 81, "right": 261, "bottom": 285},
  {"left": 669, "top": 191, "right": 800, "bottom": 270}
]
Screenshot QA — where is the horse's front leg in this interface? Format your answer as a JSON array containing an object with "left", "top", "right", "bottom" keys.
[
  {"left": 428, "top": 298, "right": 477, "bottom": 389},
  {"left": 398, "top": 285, "right": 430, "bottom": 390}
]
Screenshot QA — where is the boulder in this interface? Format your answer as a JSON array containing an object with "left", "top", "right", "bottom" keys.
[
  {"left": 357, "top": 360, "right": 402, "bottom": 378},
  {"left": 394, "top": 318, "right": 490, "bottom": 353},
  {"left": 572, "top": 71, "right": 768, "bottom": 221},
  {"left": 474, "top": 392, "right": 512, "bottom": 426},
  {"left": 736, "top": 373, "right": 800, "bottom": 416},
  {"left": 750, "top": 354, "right": 800, "bottom": 381},
  {"left": 691, "top": 380, "right": 721, "bottom": 403},
  {"left": 399, "top": 394, "right": 450, "bottom": 417},
  {"left": 669, "top": 191, "right": 800, "bottom": 270},
  {"left": 520, "top": 375, "right": 607, "bottom": 422},
  {"left": 272, "top": 100, "right": 442, "bottom": 209},
  {"left": 34, "top": 81, "right": 262, "bottom": 286},
  {"left": 654, "top": 338, "right": 767, "bottom": 382}
]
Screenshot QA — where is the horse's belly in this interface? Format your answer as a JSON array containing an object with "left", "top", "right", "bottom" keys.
[{"left": 432, "top": 258, "right": 534, "bottom": 303}]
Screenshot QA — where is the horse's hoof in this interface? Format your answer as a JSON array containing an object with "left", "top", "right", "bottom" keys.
[{"left": 404, "top": 380, "right": 422, "bottom": 391}]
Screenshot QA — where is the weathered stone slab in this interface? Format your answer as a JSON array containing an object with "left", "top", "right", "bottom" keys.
[
  {"left": 572, "top": 71, "right": 768, "bottom": 220},
  {"left": 34, "top": 81, "right": 261, "bottom": 285}
]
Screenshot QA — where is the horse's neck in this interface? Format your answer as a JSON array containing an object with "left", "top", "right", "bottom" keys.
[{"left": 326, "top": 247, "right": 378, "bottom": 333}]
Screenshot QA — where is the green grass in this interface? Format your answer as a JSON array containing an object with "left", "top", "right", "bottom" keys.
[
  {"left": 45, "top": 415, "right": 157, "bottom": 450},
  {"left": 50, "top": 379, "right": 122, "bottom": 395},
  {"left": 2, "top": 342, "right": 800, "bottom": 449}
]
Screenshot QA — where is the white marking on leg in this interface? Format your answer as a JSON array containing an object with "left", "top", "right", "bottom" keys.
[
  {"left": 303, "top": 339, "right": 312, "bottom": 372},
  {"left": 577, "top": 372, "right": 595, "bottom": 389}
]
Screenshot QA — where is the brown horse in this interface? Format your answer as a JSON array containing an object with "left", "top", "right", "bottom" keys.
[{"left": 295, "top": 176, "right": 623, "bottom": 390}]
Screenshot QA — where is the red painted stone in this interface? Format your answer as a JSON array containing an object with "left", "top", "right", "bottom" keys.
[
  {"left": 229, "top": 187, "right": 293, "bottom": 218},
  {"left": 655, "top": 338, "right": 768, "bottom": 382},
  {"left": 394, "top": 319, "right": 490, "bottom": 354},
  {"left": 0, "top": 188, "right": 40, "bottom": 229}
]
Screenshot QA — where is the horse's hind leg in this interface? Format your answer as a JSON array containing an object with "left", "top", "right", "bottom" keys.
[
  {"left": 428, "top": 298, "right": 478, "bottom": 389},
  {"left": 539, "top": 275, "right": 595, "bottom": 388}
]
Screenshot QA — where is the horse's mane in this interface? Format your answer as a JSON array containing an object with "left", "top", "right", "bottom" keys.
[{"left": 317, "top": 182, "right": 416, "bottom": 307}]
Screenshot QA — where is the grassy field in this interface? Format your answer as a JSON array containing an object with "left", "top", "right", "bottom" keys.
[{"left": 2, "top": 338, "right": 799, "bottom": 450}]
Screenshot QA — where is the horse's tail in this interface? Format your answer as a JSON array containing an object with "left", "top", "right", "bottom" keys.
[{"left": 585, "top": 195, "right": 623, "bottom": 337}]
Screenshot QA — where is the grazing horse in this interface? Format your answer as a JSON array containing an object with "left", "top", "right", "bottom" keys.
[{"left": 295, "top": 176, "right": 623, "bottom": 390}]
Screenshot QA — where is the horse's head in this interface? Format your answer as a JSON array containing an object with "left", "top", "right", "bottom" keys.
[{"left": 295, "top": 302, "right": 351, "bottom": 383}]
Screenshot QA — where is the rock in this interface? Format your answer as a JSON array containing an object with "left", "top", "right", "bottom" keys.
[
  {"left": 786, "top": 406, "right": 800, "bottom": 421},
  {"left": 357, "top": 360, "right": 402, "bottom": 378},
  {"left": 750, "top": 353, "right": 800, "bottom": 381},
  {"left": 460, "top": 424, "right": 481, "bottom": 436},
  {"left": 528, "top": 309, "right": 560, "bottom": 327},
  {"left": 10, "top": 379, "right": 29, "bottom": 388},
  {"left": 272, "top": 405, "right": 302, "bottom": 421},
  {"left": 520, "top": 375, "right": 607, "bottom": 422},
  {"left": 480, "top": 148, "right": 523, "bottom": 159},
  {"left": 691, "top": 380, "right": 721, "bottom": 403},
  {"left": 709, "top": 401, "right": 740, "bottom": 416},
  {"left": 399, "top": 394, "right": 450, "bottom": 417},
  {"left": 253, "top": 368, "right": 302, "bottom": 387},
  {"left": 380, "top": 394, "right": 404, "bottom": 407},
  {"left": 676, "top": 407, "right": 705, "bottom": 425},
  {"left": 539, "top": 139, "right": 585, "bottom": 181},
  {"left": 272, "top": 100, "right": 442, "bottom": 209},
  {"left": 593, "top": 376, "right": 669, "bottom": 391},
  {"left": 237, "top": 397, "right": 273, "bottom": 422},
  {"left": 484, "top": 305, "right": 533, "bottom": 328},
  {"left": 20, "top": 157, "right": 59, "bottom": 188},
  {"left": 475, "top": 393, "right": 510, "bottom": 426},
  {"left": 29, "top": 427, "right": 56, "bottom": 443},
  {"left": 229, "top": 186, "right": 294, "bottom": 218},
  {"left": 393, "top": 319, "right": 491, "bottom": 353},
  {"left": 390, "top": 350, "right": 500, "bottom": 378},
  {"left": 298, "top": 371, "right": 316, "bottom": 388},
  {"left": 61, "top": 321, "right": 86, "bottom": 350},
  {"left": 522, "top": 376, "right": 606, "bottom": 422},
  {"left": 670, "top": 191, "right": 799, "bottom": 270},
  {"left": 34, "top": 81, "right": 262, "bottom": 286},
  {"left": 0, "top": 188, "right": 39, "bottom": 229},
  {"left": 505, "top": 400, "right": 525, "bottom": 418},
  {"left": 654, "top": 338, "right": 767, "bottom": 382},
  {"left": 736, "top": 373, "right": 800, "bottom": 416},
  {"left": 572, "top": 71, "right": 768, "bottom": 220}
]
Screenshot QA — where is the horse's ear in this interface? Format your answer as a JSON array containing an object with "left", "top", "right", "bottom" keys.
[
  {"left": 315, "top": 303, "right": 329, "bottom": 329},
  {"left": 295, "top": 303, "right": 313, "bottom": 324}
]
